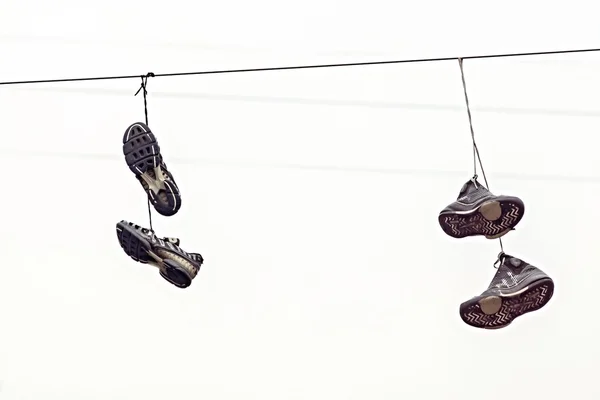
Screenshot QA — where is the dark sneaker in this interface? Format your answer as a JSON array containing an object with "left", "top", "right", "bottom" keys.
[
  {"left": 459, "top": 253, "right": 554, "bottom": 329},
  {"left": 438, "top": 177, "right": 524, "bottom": 239},
  {"left": 115, "top": 220, "right": 203, "bottom": 288},
  {"left": 122, "top": 122, "right": 182, "bottom": 216}
]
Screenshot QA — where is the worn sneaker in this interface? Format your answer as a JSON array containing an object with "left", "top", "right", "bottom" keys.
[
  {"left": 115, "top": 220, "right": 203, "bottom": 288},
  {"left": 438, "top": 177, "right": 524, "bottom": 239},
  {"left": 459, "top": 253, "right": 554, "bottom": 329},
  {"left": 122, "top": 122, "right": 182, "bottom": 216}
]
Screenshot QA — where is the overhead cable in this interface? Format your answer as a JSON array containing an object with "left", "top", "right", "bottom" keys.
[{"left": 1, "top": 47, "right": 599, "bottom": 86}]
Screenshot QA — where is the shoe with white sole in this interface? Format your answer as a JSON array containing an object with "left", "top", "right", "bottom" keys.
[
  {"left": 122, "top": 122, "right": 182, "bottom": 216},
  {"left": 459, "top": 253, "right": 554, "bottom": 329},
  {"left": 116, "top": 220, "right": 203, "bottom": 288},
  {"left": 438, "top": 177, "right": 524, "bottom": 239}
]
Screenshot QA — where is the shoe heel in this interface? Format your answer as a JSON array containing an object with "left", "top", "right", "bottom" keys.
[
  {"left": 479, "top": 201, "right": 502, "bottom": 221},
  {"left": 478, "top": 296, "right": 502, "bottom": 315},
  {"left": 160, "top": 259, "right": 193, "bottom": 288}
]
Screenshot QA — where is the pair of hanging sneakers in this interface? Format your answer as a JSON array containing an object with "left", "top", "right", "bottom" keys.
[
  {"left": 439, "top": 177, "right": 554, "bottom": 329},
  {"left": 115, "top": 122, "right": 204, "bottom": 289}
]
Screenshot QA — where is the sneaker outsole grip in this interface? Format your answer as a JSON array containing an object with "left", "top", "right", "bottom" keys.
[
  {"left": 122, "top": 125, "right": 161, "bottom": 175},
  {"left": 459, "top": 278, "right": 554, "bottom": 329},
  {"left": 122, "top": 122, "right": 182, "bottom": 217},
  {"left": 116, "top": 221, "right": 153, "bottom": 263},
  {"left": 439, "top": 196, "right": 525, "bottom": 239}
]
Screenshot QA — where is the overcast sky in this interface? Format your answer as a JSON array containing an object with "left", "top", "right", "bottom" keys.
[{"left": 1, "top": 0, "right": 599, "bottom": 399}]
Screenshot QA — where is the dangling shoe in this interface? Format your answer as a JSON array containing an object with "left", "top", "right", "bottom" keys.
[
  {"left": 115, "top": 220, "right": 203, "bottom": 288},
  {"left": 438, "top": 176, "right": 524, "bottom": 239},
  {"left": 122, "top": 122, "right": 182, "bottom": 216},
  {"left": 459, "top": 253, "right": 554, "bottom": 329}
]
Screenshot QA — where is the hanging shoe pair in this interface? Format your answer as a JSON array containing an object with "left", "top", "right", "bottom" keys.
[
  {"left": 116, "top": 122, "right": 203, "bottom": 288},
  {"left": 439, "top": 177, "right": 554, "bottom": 329}
]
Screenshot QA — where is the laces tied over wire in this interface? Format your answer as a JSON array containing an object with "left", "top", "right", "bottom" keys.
[
  {"left": 134, "top": 72, "right": 155, "bottom": 230},
  {"left": 135, "top": 72, "right": 155, "bottom": 126},
  {"left": 457, "top": 58, "right": 505, "bottom": 257}
]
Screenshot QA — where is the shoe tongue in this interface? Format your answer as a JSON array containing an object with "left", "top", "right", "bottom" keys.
[
  {"left": 503, "top": 255, "right": 523, "bottom": 269},
  {"left": 458, "top": 182, "right": 470, "bottom": 197},
  {"left": 164, "top": 237, "right": 180, "bottom": 246},
  {"left": 495, "top": 254, "right": 525, "bottom": 276},
  {"left": 487, "top": 254, "right": 530, "bottom": 290},
  {"left": 457, "top": 178, "right": 486, "bottom": 199}
]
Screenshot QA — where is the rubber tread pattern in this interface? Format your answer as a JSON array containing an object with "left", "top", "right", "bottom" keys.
[
  {"left": 122, "top": 122, "right": 182, "bottom": 216},
  {"left": 439, "top": 199, "right": 524, "bottom": 239},
  {"left": 116, "top": 221, "right": 153, "bottom": 263},
  {"left": 460, "top": 278, "right": 554, "bottom": 329}
]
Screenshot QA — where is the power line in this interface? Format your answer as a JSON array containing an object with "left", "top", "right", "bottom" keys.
[{"left": 1, "top": 47, "right": 600, "bottom": 86}]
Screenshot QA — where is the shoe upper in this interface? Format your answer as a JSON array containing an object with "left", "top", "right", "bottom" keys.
[
  {"left": 151, "top": 235, "right": 203, "bottom": 273},
  {"left": 484, "top": 254, "right": 549, "bottom": 295},
  {"left": 120, "top": 221, "right": 203, "bottom": 275},
  {"left": 162, "top": 237, "right": 204, "bottom": 265},
  {"left": 440, "top": 177, "right": 496, "bottom": 214}
]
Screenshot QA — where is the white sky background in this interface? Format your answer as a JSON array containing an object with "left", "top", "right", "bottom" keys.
[{"left": 1, "top": 0, "right": 599, "bottom": 398}]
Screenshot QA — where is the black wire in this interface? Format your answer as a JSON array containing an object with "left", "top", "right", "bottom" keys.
[
  {"left": 1, "top": 47, "right": 599, "bottom": 86},
  {"left": 134, "top": 74, "right": 155, "bottom": 231},
  {"left": 134, "top": 73, "right": 154, "bottom": 125},
  {"left": 457, "top": 58, "right": 504, "bottom": 255}
]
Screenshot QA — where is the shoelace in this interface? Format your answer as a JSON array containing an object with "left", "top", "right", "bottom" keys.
[
  {"left": 134, "top": 224, "right": 177, "bottom": 245},
  {"left": 132, "top": 223, "right": 200, "bottom": 262},
  {"left": 470, "top": 174, "right": 479, "bottom": 188},
  {"left": 494, "top": 251, "right": 507, "bottom": 269}
]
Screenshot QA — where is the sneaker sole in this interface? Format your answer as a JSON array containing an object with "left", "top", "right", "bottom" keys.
[
  {"left": 159, "top": 259, "right": 193, "bottom": 289},
  {"left": 115, "top": 221, "right": 153, "bottom": 263},
  {"left": 122, "top": 122, "right": 181, "bottom": 217},
  {"left": 438, "top": 196, "right": 524, "bottom": 239},
  {"left": 459, "top": 277, "right": 554, "bottom": 329},
  {"left": 116, "top": 221, "right": 196, "bottom": 288}
]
